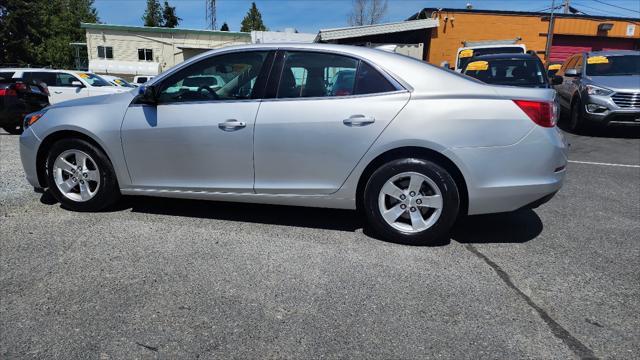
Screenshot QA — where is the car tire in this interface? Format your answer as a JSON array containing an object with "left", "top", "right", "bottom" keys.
[
  {"left": 363, "top": 158, "right": 460, "bottom": 245},
  {"left": 2, "top": 124, "right": 23, "bottom": 135},
  {"left": 46, "top": 138, "right": 120, "bottom": 212},
  {"left": 569, "top": 97, "right": 589, "bottom": 134}
]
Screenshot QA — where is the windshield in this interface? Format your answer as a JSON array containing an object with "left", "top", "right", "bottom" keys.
[
  {"left": 457, "top": 47, "right": 524, "bottom": 70},
  {"left": 586, "top": 55, "right": 640, "bottom": 76},
  {"left": 77, "top": 73, "right": 111, "bottom": 87},
  {"left": 113, "top": 78, "right": 135, "bottom": 88},
  {"left": 464, "top": 58, "right": 546, "bottom": 87}
]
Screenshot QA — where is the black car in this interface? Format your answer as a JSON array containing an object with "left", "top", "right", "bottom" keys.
[
  {"left": 0, "top": 73, "right": 50, "bottom": 134},
  {"left": 462, "top": 53, "right": 562, "bottom": 88}
]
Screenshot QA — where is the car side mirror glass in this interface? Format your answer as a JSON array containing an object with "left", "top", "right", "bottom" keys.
[
  {"left": 71, "top": 80, "right": 84, "bottom": 87},
  {"left": 551, "top": 75, "right": 563, "bottom": 85},
  {"left": 136, "top": 85, "right": 158, "bottom": 105},
  {"left": 565, "top": 69, "right": 579, "bottom": 77}
]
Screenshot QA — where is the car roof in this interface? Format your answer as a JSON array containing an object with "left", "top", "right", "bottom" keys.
[
  {"left": 468, "top": 53, "right": 539, "bottom": 61},
  {"left": 0, "top": 68, "right": 92, "bottom": 74}
]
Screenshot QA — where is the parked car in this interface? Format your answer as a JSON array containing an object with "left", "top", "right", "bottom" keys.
[
  {"left": 554, "top": 50, "right": 640, "bottom": 132},
  {"left": 19, "top": 44, "right": 567, "bottom": 245},
  {"left": 455, "top": 43, "right": 526, "bottom": 72},
  {"left": 0, "top": 69, "right": 127, "bottom": 104},
  {"left": 0, "top": 74, "right": 49, "bottom": 134},
  {"left": 329, "top": 69, "right": 356, "bottom": 96},
  {"left": 99, "top": 74, "right": 137, "bottom": 88},
  {"left": 462, "top": 53, "right": 562, "bottom": 88},
  {"left": 133, "top": 75, "right": 155, "bottom": 85}
]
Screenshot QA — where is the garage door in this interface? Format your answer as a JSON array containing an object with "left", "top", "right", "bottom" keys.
[{"left": 550, "top": 35, "right": 639, "bottom": 63}]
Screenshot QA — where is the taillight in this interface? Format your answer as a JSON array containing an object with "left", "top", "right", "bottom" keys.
[
  {"left": 513, "top": 100, "right": 557, "bottom": 128},
  {"left": 13, "top": 82, "right": 27, "bottom": 92},
  {"left": 0, "top": 88, "right": 17, "bottom": 96}
]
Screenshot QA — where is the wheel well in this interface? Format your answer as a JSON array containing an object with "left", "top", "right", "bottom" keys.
[
  {"left": 36, "top": 130, "right": 107, "bottom": 187},
  {"left": 355, "top": 146, "right": 469, "bottom": 216}
]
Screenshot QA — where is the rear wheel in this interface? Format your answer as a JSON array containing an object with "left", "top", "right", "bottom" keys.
[
  {"left": 2, "top": 124, "right": 23, "bottom": 135},
  {"left": 363, "top": 158, "right": 460, "bottom": 245},
  {"left": 46, "top": 138, "right": 120, "bottom": 211}
]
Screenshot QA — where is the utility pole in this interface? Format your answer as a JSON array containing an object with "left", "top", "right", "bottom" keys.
[
  {"left": 544, "top": 0, "right": 556, "bottom": 62},
  {"left": 562, "top": 0, "right": 570, "bottom": 14}
]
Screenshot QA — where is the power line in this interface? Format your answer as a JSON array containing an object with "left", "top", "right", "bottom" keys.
[
  {"left": 573, "top": 1, "right": 637, "bottom": 17},
  {"left": 592, "top": 0, "right": 640, "bottom": 14}
]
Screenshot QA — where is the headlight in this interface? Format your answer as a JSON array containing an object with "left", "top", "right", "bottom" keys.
[
  {"left": 23, "top": 110, "right": 47, "bottom": 129},
  {"left": 585, "top": 84, "right": 613, "bottom": 96}
]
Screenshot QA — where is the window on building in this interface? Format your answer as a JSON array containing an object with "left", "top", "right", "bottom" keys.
[
  {"left": 97, "top": 46, "right": 113, "bottom": 59},
  {"left": 138, "top": 48, "right": 154, "bottom": 61}
]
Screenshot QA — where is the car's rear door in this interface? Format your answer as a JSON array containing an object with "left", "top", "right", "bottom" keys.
[
  {"left": 121, "top": 50, "right": 272, "bottom": 192},
  {"left": 253, "top": 50, "right": 410, "bottom": 195}
]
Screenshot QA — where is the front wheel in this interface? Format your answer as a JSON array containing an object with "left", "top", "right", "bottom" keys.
[
  {"left": 46, "top": 138, "right": 120, "bottom": 211},
  {"left": 569, "top": 98, "right": 589, "bottom": 134},
  {"left": 363, "top": 158, "right": 460, "bottom": 245}
]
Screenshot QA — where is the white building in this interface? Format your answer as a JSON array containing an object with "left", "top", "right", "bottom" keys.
[{"left": 81, "top": 23, "right": 251, "bottom": 80}]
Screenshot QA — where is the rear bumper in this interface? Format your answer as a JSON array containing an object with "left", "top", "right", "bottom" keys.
[{"left": 446, "top": 126, "right": 568, "bottom": 215}]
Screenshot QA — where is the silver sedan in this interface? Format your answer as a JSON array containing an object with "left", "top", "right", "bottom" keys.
[{"left": 19, "top": 44, "right": 568, "bottom": 245}]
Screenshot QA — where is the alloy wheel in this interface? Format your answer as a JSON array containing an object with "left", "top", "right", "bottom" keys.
[
  {"left": 52, "top": 149, "right": 101, "bottom": 202},
  {"left": 377, "top": 171, "right": 443, "bottom": 233}
]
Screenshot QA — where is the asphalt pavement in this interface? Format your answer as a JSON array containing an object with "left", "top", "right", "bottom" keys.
[{"left": 1, "top": 126, "right": 638, "bottom": 359}]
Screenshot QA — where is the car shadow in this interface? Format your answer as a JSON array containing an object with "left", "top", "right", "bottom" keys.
[
  {"left": 41, "top": 192, "right": 544, "bottom": 246},
  {"left": 451, "top": 209, "right": 543, "bottom": 244}
]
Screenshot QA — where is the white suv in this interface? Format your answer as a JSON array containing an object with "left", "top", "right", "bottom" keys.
[{"left": 0, "top": 69, "right": 129, "bottom": 104}]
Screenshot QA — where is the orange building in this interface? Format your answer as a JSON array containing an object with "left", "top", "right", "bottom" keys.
[{"left": 408, "top": 8, "right": 640, "bottom": 65}]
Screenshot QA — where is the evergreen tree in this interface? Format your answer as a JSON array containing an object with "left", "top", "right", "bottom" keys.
[
  {"left": 240, "top": 2, "right": 267, "bottom": 32},
  {"left": 0, "top": 0, "right": 99, "bottom": 68},
  {"left": 142, "top": 0, "right": 163, "bottom": 27},
  {"left": 220, "top": 22, "right": 229, "bottom": 31},
  {"left": 162, "top": 0, "right": 180, "bottom": 28}
]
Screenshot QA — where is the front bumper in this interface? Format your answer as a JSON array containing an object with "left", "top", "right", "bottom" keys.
[
  {"left": 582, "top": 94, "right": 640, "bottom": 126},
  {"left": 19, "top": 127, "right": 43, "bottom": 188}
]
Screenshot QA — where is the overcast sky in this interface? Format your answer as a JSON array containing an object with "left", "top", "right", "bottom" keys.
[{"left": 93, "top": 0, "right": 640, "bottom": 33}]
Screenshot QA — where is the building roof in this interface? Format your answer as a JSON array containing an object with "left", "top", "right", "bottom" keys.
[
  {"left": 315, "top": 18, "right": 439, "bottom": 42},
  {"left": 407, "top": 7, "right": 640, "bottom": 22},
  {"left": 80, "top": 23, "right": 251, "bottom": 38}
]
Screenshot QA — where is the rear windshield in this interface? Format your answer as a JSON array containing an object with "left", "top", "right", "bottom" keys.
[
  {"left": 458, "top": 47, "right": 524, "bottom": 70},
  {"left": 586, "top": 55, "right": 640, "bottom": 76},
  {"left": 464, "top": 58, "right": 546, "bottom": 87}
]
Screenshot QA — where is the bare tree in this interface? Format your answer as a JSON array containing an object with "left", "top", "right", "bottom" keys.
[
  {"left": 206, "top": 0, "right": 217, "bottom": 30},
  {"left": 348, "top": 0, "right": 388, "bottom": 26}
]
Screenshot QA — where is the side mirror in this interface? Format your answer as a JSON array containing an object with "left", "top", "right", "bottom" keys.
[
  {"left": 565, "top": 69, "right": 580, "bottom": 77},
  {"left": 136, "top": 85, "right": 158, "bottom": 105},
  {"left": 71, "top": 80, "right": 84, "bottom": 87},
  {"left": 551, "top": 75, "right": 563, "bottom": 85}
]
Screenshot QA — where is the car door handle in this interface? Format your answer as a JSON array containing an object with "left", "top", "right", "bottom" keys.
[
  {"left": 343, "top": 115, "right": 375, "bottom": 126},
  {"left": 54, "top": 91, "right": 63, "bottom": 94},
  {"left": 218, "top": 119, "right": 246, "bottom": 131}
]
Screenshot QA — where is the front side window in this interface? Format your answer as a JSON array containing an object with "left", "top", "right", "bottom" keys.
[
  {"left": 97, "top": 46, "right": 113, "bottom": 59},
  {"left": 138, "top": 49, "right": 153, "bottom": 61},
  {"left": 157, "top": 51, "right": 268, "bottom": 103},
  {"left": 276, "top": 51, "right": 397, "bottom": 99}
]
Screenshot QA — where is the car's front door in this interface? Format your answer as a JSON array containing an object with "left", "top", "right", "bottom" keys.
[
  {"left": 253, "top": 51, "right": 410, "bottom": 195},
  {"left": 52, "top": 72, "right": 89, "bottom": 103},
  {"left": 121, "top": 50, "right": 272, "bottom": 192}
]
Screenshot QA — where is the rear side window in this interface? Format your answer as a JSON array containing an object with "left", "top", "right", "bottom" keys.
[
  {"left": 0, "top": 72, "right": 15, "bottom": 80},
  {"left": 355, "top": 62, "right": 396, "bottom": 95},
  {"left": 276, "top": 51, "right": 397, "bottom": 99},
  {"left": 23, "top": 72, "right": 56, "bottom": 86}
]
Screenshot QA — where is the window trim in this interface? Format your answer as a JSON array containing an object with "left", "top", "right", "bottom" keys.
[
  {"left": 263, "top": 49, "right": 407, "bottom": 101},
  {"left": 147, "top": 50, "right": 275, "bottom": 106}
]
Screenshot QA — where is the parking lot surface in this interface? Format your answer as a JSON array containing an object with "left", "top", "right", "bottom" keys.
[{"left": 1, "top": 127, "right": 639, "bottom": 359}]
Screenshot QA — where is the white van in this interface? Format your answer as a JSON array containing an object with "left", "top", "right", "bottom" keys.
[
  {"left": 133, "top": 75, "right": 155, "bottom": 85},
  {"left": 454, "top": 44, "right": 527, "bottom": 72},
  {"left": 0, "top": 69, "right": 128, "bottom": 104}
]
